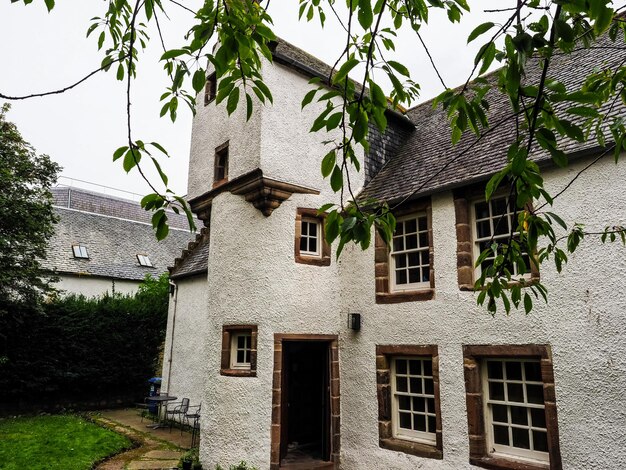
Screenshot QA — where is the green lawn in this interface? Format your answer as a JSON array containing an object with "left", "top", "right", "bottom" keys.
[{"left": 0, "top": 414, "right": 132, "bottom": 470}]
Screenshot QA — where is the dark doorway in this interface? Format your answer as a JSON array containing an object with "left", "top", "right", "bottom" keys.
[{"left": 280, "top": 341, "right": 331, "bottom": 467}]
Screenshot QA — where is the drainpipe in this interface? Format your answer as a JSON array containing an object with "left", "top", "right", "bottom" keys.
[{"left": 166, "top": 281, "right": 178, "bottom": 395}]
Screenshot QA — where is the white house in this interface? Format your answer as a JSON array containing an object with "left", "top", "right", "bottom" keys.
[
  {"left": 162, "top": 37, "right": 626, "bottom": 470},
  {"left": 42, "top": 185, "right": 194, "bottom": 297}
]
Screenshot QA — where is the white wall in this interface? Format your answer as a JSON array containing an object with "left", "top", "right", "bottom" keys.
[
  {"left": 338, "top": 155, "right": 626, "bottom": 469},
  {"left": 53, "top": 274, "right": 139, "bottom": 297},
  {"left": 162, "top": 274, "right": 209, "bottom": 408}
]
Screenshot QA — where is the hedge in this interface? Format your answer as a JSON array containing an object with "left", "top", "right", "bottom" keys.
[{"left": 0, "top": 274, "right": 169, "bottom": 410}]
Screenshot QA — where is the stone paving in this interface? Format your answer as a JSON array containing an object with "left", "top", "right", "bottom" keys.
[{"left": 92, "top": 408, "right": 193, "bottom": 470}]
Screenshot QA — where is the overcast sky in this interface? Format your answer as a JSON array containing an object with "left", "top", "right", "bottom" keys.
[{"left": 0, "top": 1, "right": 508, "bottom": 198}]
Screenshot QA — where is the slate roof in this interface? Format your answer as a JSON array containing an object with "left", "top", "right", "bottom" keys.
[
  {"left": 169, "top": 228, "right": 210, "bottom": 280},
  {"left": 42, "top": 207, "right": 194, "bottom": 282},
  {"left": 360, "top": 32, "right": 626, "bottom": 203}
]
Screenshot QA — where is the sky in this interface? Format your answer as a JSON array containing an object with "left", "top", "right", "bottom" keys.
[{"left": 0, "top": 1, "right": 508, "bottom": 198}]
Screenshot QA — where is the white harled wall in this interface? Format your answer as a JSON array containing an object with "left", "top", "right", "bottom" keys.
[
  {"left": 338, "top": 155, "right": 626, "bottom": 469},
  {"left": 169, "top": 52, "right": 626, "bottom": 469}
]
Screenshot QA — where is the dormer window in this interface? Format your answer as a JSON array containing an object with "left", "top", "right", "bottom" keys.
[
  {"left": 137, "top": 254, "right": 153, "bottom": 267},
  {"left": 214, "top": 142, "right": 229, "bottom": 187},
  {"left": 72, "top": 245, "right": 89, "bottom": 259},
  {"left": 204, "top": 72, "right": 217, "bottom": 106}
]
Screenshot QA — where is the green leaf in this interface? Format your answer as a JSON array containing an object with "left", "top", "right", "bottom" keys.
[
  {"left": 301, "top": 89, "right": 318, "bottom": 109},
  {"left": 369, "top": 81, "right": 387, "bottom": 108},
  {"left": 44, "top": 0, "right": 54, "bottom": 11},
  {"left": 387, "top": 60, "right": 410, "bottom": 77},
  {"left": 467, "top": 22, "right": 494, "bottom": 43},
  {"left": 321, "top": 150, "right": 336, "bottom": 178},
  {"left": 113, "top": 146, "right": 128, "bottom": 161},
  {"left": 330, "top": 165, "right": 343, "bottom": 192},
  {"left": 116, "top": 63, "right": 124, "bottom": 81},
  {"left": 246, "top": 93, "right": 253, "bottom": 121},
  {"left": 326, "top": 112, "right": 343, "bottom": 131},
  {"left": 594, "top": 6, "right": 613, "bottom": 35},
  {"left": 253, "top": 80, "right": 273, "bottom": 104},
  {"left": 226, "top": 87, "right": 240, "bottom": 116},
  {"left": 333, "top": 58, "right": 360, "bottom": 85},
  {"left": 566, "top": 106, "right": 600, "bottom": 118},
  {"left": 192, "top": 69, "right": 206, "bottom": 94},
  {"left": 357, "top": 0, "right": 374, "bottom": 30},
  {"left": 523, "top": 292, "right": 532, "bottom": 314},
  {"left": 123, "top": 148, "right": 140, "bottom": 173},
  {"left": 479, "top": 42, "right": 496, "bottom": 75},
  {"left": 161, "top": 49, "right": 187, "bottom": 60}
]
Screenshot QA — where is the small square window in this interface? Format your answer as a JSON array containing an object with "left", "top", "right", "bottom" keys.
[
  {"left": 137, "top": 254, "right": 153, "bottom": 267},
  {"left": 220, "top": 325, "right": 257, "bottom": 377},
  {"left": 214, "top": 142, "right": 229, "bottom": 186},
  {"left": 204, "top": 73, "right": 217, "bottom": 106},
  {"left": 294, "top": 208, "right": 331, "bottom": 266},
  {"left": 377, "top": 345, "right": 442, "bottom": 460},
  {"left": 72, "top": 245, "right": 89, "bottom": 259}
]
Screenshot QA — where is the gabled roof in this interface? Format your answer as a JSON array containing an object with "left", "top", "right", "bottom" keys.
[
  {"left": 359, "top": 32, "right": 626, "bottom": 203},
  {"left": 42, "top": 193, "right": 194, "bottom": 281},
  {"left": 169, "top": 228, "right": 210, "bottom": 280}
]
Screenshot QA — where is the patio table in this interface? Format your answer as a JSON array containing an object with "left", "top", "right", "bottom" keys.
[{"left": 145, "top": 394, "right": 177, "bottom": 429}]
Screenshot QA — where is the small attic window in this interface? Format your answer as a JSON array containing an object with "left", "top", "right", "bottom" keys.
[
  {"left": 137, "top": 254, "right": 153, "bottom": 267},
  {"left": 72, "top": 245, "right": 89, "bottom": 259},
  {"left": 204, "top": 73, "right": 217, "bottom": 106}
]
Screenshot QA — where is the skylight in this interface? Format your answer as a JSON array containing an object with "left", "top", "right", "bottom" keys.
[
  {"left": 137, "top": 254, "right": 153, "bottom": 267},
  {"left": 72, "top": 245, "right": 89, "bottom": 259}
]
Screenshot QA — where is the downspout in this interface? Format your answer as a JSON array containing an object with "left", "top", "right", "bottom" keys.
[{"left": 166, "top": 281, "right": 178, "bottom": 395}]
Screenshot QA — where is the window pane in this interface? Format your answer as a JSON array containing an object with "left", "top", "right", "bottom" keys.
[
  {"left": 418, "top": 216, "right": 427, "bottom": 231},
  {"left": 406, "top": 234, "right": 418, "bottom": 249},
  {"left": 396, "top": 269, "right": 407, "bottom": 285},
  {"left": 477, "top": 220, "right": 491, "bottom": 238},
  {"left": 512, "top": 427, "right": 531, "bottom": 449},
  {"left": 237, "top": 349, "right": 245, "bottom": 363},
  {"left": 531, "top": 408, "right": 546, "bottom": 428},
  {"left": 301, "top": 222, "right": 308, "bottom": 236},
  {"left": 507, "top": 383, "right": 524, "bottom": 402},
  {"left": 395, "top": 254, "right": 407, "bottom": 268},
  {"left": 409, "top": 360, "right": 421, "bottom": 375},
  {"left": 419, "top": 232, "right": 428, "bottom": 247},
  {"left": 489, "top": 381, "right": 505, "bottom": 401},
  {"left": 492, "top": 404, "right": 508, "bottom": 423},
  {"left": 300, "top": 237, "right": 308, "bottom": 252},
  {"left": 409, "top": 377, "right": 422, "bottom": 394},
  {"left": 398, "top": 395, "right": 411, "bottom": 411},
  {"left": 427, "top": 398, "right": 435, "bottom": 414},
  {"left": 399, "top": 412, "right": 411, "bottom": 429},
  {"left": 492, "top": 197, "right": 508, "bottom": 215},
  {"left": 422, "top": 267, "right": 430, "bottom": 282},
  {"left": 309, "top": 222, "right": 317, "bottom": 237},
  {"left": 493, "top": 216, "right": 509, "bottom": 236},
  {"left": 510, "top": 406, "right": 528, "bottom": 425},
  {"left": 393, "top": 237, "right": 404, "bottom": 252},
  {"left": 526, "top": 384, "right": 544, "bottom": 404},
  {"left": 475, "top": 201, "right": 490, "bottom": 219},
  {"left": 524, "top": 362, "right": 542, "bottom": 382},
  {"left": 414, "top": 397, "right": 425, "bottom": 412},
  {"left": 408, "top": 269, "right": 420, "bottom": 283},
  {"left": 237, "top": 335, "right": 246, "bottom": 348},
  {"left": 396, "top": 359, "right": 407, "bottom": 374},
  {"left": 423, "top": 360, "right": 432, "bottom": 376},
  {"left": 420, "top": 250, "right": 429, "bottom": 265},
  {"left": 308, "top": 237, "right": 317, "bottom": 253},
  {"left": 427, "top": 415, "right": 436, "bottom": 433},
  {"left": 533, "top": 430, "right": 548, "bottom": 452},
  {"left": 487, "top": 361, "right": 503, "bottom": 379},
  {"left": 405, "top": 218, "right": 417, "bottom": 233},
  {"left": 493, "top": 425, "right": 509, "bottom": 445},
  {"left": 396, "top": 221, "right": 404, "bottom": 235},
  {"left": 396, "top": 376, "right": 408, "bottom": 392},
  {"left": 424, "top": 378, "right": 434, "bottom": 395},
  {"left": 505, "top": 362, "right": 522, "bottom": 381},
  {"left": 408, "top": 252, "right": 419, "bottom": 267},
  {"left": 414, "top": 414, "right": 426, "bottom": 432}
]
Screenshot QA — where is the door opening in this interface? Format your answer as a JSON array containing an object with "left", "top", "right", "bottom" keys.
[{"left": 280, "top": 341, "right": 331, "bottom": 467}]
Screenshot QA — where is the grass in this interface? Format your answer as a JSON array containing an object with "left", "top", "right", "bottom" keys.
[{"left": 0, "top": 414, "right": 132, "bottom": 470}]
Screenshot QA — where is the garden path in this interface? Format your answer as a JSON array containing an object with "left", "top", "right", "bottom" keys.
[{"left": 92, "top": 408, "right": 191, "bottom": 470}]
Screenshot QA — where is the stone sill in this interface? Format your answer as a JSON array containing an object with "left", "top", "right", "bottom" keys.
[
  {"left": 380, "top": 437, "right": 442, "bottom": 460},
  {"left": 376, "top": 289, "right": 435, "bottom": 304},
  {"left": 470, "top": 455, "right": 550, "bottom": 470},
  {"left": 220, "top": 368, "right": 257, "bottom": 378}
]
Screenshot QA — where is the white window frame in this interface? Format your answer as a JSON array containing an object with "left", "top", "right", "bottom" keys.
[
  {"left": 72, "top": 244, "right": 89, "bottom": 259},
  {"left": 390, "top": 213, "right": 430, "bottom": 292},
  {"left": 471, "top": 195, "right": 531, "bottom": 279},
  {"left": 230, "top": 332, "right": 252, "bottom": 370},
  {"left": 390, "top": 356, "right": 437, "bottom": 445},
  {"left": 137, "top": 254, "right": 153, "bottom": 267},
  {"left": 482, "top": 358, "right": 549, "bottom": 464},
  {"left": 299, "top": 217, "right": 322, "bottom": 257}
]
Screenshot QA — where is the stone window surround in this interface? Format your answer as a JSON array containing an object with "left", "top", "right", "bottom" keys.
[
  {"left": 294, "top": 208, "right": 331, "bottom": 266},
  {"left": 213, "top": 141, "right": 229, "bottom": 188},
  {"left": 463, "top": 344, "right": 562, "bottom": 470},
  {"left": 376, "top": 344, "right": 443, "bottom": 460},
  {"left": 375, "top": 197, "right": 435, "bottom": 303},
  {"left": 220, "top": 324, "right": 258, "bottom": 377},
  {"left": 453, "top": 185, "right": 539, "bottom": 291},
  {"left": 270, "top": 334, "right": 340, "bottom": 470}
]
